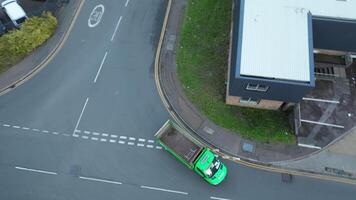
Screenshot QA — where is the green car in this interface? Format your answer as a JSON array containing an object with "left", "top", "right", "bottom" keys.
[{"left": 155, "top": 120, "right": 227, "bottom": 185}]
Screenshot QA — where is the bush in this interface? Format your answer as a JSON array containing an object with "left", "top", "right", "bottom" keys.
[{"left": 0, "top": 12, "right": 58, "bottom": 72}]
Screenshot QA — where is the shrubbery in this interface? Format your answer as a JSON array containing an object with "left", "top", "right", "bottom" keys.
[{"left": 0, "top": 12, "right": 57, "bottom": 71}]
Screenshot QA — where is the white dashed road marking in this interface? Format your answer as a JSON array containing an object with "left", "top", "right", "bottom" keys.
[
  {"left": 111, "top": 16, "right": 123, "bottom": 41},
  {"left": 140, "top": 185, "right": 188, "bottom": 195},
  {"left": 79, "top": 176, "right": 122, "bottom": 185},
  {"left": 94, "top": 51, "right": 108, "bottom": 83},
  {"left": 73, "top": 97, "right": 89, "bottom": 136},
  {"left": 210, "top": 196, "right": 232, "bottom": 200},
  {"left": 125, "top": 0, "right": 130, "bottom": 7},
  {"left": 1, "top": 123, "right": 162, "bottom": 150},
  {"left": 15, "top": 166, "right": 57, "bottom": 175}
]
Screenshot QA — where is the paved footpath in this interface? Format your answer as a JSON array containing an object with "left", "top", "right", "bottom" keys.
[
  {"left": 157, "top": 0, "right": 356, "bottom": 180},
  {"left": 276, "top": 127, "right": 356, "bottom": 179}
]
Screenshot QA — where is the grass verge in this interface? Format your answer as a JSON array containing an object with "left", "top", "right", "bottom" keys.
[
  {"left": 0, "top": 12, "right": 58, "bottom": 72},
  {"left": 176, "top": 0, "right": 295, "bottom": 144}
]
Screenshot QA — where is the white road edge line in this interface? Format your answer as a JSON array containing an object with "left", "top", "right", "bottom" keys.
[
  {"left": 300, "top": 119, "right": 344, "bottom": 129},
  {"left": 298, "top": 143, "right": 322, "bottom": 149},
  {"left": 210, "top": 196, "right": 232, "bottom": 200},
  {"left": 302, "top": 97, "right": 339, "bottom": 104},
  {"left": 125, "top": 0, "right": 130, "bottom": 7},
  {"left": 15, "top": 166, "right": 57, "bottom": 175},
  {"left": 79, "top": 176, "right": 122, "bottom": 185},
  {"left": 3, "top": 124, "right": 10, "bottom": 127},
  {"left": 73, "top": 97, "right": 89, "bottom": 136},
  {"left": 94, "top": 51, "right": 108, "bottom": 83},
  {"left": 111, "top": 16, "right": 122, "bottom": 41},
  {"left": 140, "top": 185, "right": 188, "bottom": 195}
]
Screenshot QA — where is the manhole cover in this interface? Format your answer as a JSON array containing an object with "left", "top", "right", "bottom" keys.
[
  {"left": 242, "top": 142, "right": 254, "bottom": 153},
  {"left": 281, "top": 173, "right": 293, "bottom": 183},
  {"left": 69, "top": 165, "right": 82, "bottom": 177},
  {"left": 203, "top": 126, "right": 215, "bottom": 135}
]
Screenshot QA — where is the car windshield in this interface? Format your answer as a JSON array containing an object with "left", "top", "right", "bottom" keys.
[
  {"left": 16, "top": 17, "right": 26, "bottom": 25},
  {"left": 204, "top": 157, "right": 220, "bottom": 178}
]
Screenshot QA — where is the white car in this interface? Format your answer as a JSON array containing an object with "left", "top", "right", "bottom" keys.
[{"left": 1, "top": 0, "right": 28, "bottom": 27}]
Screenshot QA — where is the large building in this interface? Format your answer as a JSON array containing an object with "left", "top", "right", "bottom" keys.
[{"left": 227, "top": 0, "right": 356, "bottom": 110}]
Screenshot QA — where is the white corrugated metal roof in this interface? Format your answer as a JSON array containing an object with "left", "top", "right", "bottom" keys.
[{"left": 239, "top": 0, "right": 356, "bottom": 82}]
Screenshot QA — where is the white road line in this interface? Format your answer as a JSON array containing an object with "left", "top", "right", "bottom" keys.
[
  {"left": 128, "top": 142, "right": 134, "bottom": 145},
  {"left": 3, "top": 124, "right": 10, "bottom": 127},
  {"left": 82, "top": 135, "right": 89, "bottom": 139},
  {"left": 298, "top": 143, "right": 322, "bottom": 149},
  {"left": 13, "top": 126, "right": 20, "bottom": 129},
  {"left": 75, "top": 130, "right": 81, "bottom": 133},
  {"left": 102, "top": 133, "right": 109, "bottom": 137},
  {"left": 210, "top": 196, "right": 231, "bottom": 200},
  {"left": 52, "top": 132, "right": 59, "bottom": 135},
  {"left": 129, "top": 137, "right": 136, "bottom": 141},
  {"left": 125, "top": 0, "right": 130, "bottom": 7},
  {"left": 119, "top": 136, "right": 127, "bottom": 139},
  {"left": 73, "top": 97, "right": 89, "bottom": 136},
  {"left": 94, "top": 51, "right": 108, "bottom": 83},
  {"left": 100, "top": 138, "right": 107, "bottom": 142},
  {"left": 91, "top": 137, "right": 99, "bottom": 141},
  {"left": 109, "top": 139, "right": 116, "bottom": 143},
  {"left": 300, "top": 119, "right": 344, "bottom": 129},
  {"left": 62, "top": 133, "right": 70, "bottom": 137},
  {"left": 147, "top": 140, "right": 155, "bottom": 143},
  {"left": 32, "top": 128, "right": 39, "bottom": 132},
  {"left": 84, "top": 131, "right": 91, "bottom": 134},
  {"left": 155, "top": 146, "right": 162, "bottom": 150},
  {"left": 302, "top": 97, "right": 340, "bottom": 104},
  {"left": 118, "top": 140, "right": 125, "bottom": 144},
  {"left": 110, "top": 135, "right": 118, "bottom": 138},
  {"left": 42, "top": 130, "right": 49, "bottom": 133},
  {"left": 93, "top": 132, "right": 100, "bottom": 136},
  {"left": 22, "top": 127, "right": 30, "bottom": 130},
  {"left": 15, "top": 166, "right": 57, "bottom": 175},
  {"left": 146, "top": 145, "right": 154, "bottom": 148},
  {"left": 111, "top": 16, "right": 122, "bottom": 41},
  {"left": 79, "top": 176, "right": 122, "bottom": 185},
  {"left": 73, "top": 134, "right": 79, "bottom": 137},
  {"left": 138, "top": 138, "right": 145, "bottom": 142},
  {"left": 137, "top": 143, "right": 144, "bottom": 147},
  {"left": 140, "top": 185, "right": 188, "bottom": 195}
]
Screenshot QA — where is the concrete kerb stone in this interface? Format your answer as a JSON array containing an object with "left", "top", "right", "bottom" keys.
[
  {"left": 154, "top": 0, "right": 356, "bottom": 184},
  {"left": 0, "top": 0, "right": 85, "bottom": 96}
]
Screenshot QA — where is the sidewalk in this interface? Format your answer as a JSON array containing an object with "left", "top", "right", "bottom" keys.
[
  {"left": 0, "top": 0, "right": 83, "bottom": 95},
  {"left": 276, "top": 127, "right": 356, "bottom": 179},
  {"left": 158, "top": 0, "right": 356, "bottom": 179}
]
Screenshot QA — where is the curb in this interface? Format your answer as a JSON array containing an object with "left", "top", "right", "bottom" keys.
[
  {"left": 153, "top": 0, "right": 356, "bottom": 185},
  {"left": 0, "top": 0, "right": 85, "bottom": 96}
]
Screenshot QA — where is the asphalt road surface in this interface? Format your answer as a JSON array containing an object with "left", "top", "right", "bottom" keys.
[{"left": 0, "top": 0, "right": 355, "bottom": 199}]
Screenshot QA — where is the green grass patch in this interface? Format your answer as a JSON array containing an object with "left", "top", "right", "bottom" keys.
[
  {"left": 177, "top": 0, "right": 295, "bottom": 144},
  {"left": 0, "top": 12, "right": 58, "bottom": 72}
]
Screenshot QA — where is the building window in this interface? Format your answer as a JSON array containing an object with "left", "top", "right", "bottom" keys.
[
  {"left": 246, "top": 83, "right": 269, "bottom": 92},
  {"left": 240, "top": 97, "right": 260, "bottom": 105}
]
